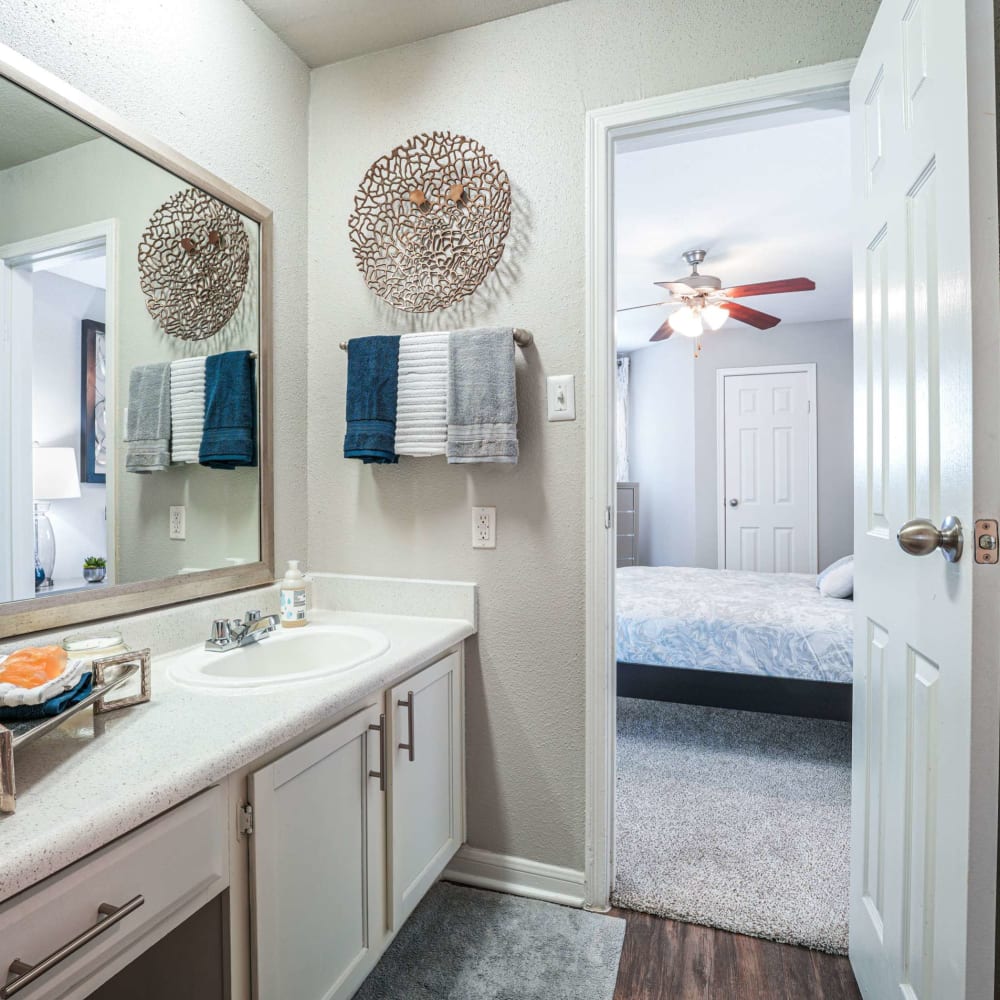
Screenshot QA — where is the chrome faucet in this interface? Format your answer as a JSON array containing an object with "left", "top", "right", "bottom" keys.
[{"left": 205, "top": 610, "right": 280, "bottom": 652}]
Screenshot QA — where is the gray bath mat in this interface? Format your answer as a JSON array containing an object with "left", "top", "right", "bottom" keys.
[
  {"left": 613, "top": 697, "right": 851, "bottom": 954},
  {"left": 353, "top": 881, "right": 626, "bottom": 999}
]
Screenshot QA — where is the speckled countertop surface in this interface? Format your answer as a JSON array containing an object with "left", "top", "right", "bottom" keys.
[{"left": 0, "top": 607, "right": 474, "bottom": 904}]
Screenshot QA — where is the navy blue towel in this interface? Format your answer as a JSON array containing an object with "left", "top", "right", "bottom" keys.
[
  {"left": 344, "top": 336, "right": 401, "bottom": 464},
  {"left": 0, "top": 673, "right": 93, "bottom": 722},
  {"left": 200, "top": 350, "right": 258, "bottom": 469}
]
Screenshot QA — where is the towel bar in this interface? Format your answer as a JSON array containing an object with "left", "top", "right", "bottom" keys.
[{"left": 338, "top": 329, "right": 533, "bottom": 351}]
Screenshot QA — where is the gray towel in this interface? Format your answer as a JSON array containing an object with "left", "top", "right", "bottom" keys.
[
  {"left": 447, "top": 328, "right": 518, "bottom": 464},
  {"left": 125, "top": 363, "right": 171, "bottom": 473}
]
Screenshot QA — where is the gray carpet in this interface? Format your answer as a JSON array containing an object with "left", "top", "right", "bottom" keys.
[
  {"left": 354, "top": 882, "right": 626, "bottom": 999},
  {"left": 612, "top": 697, "right": 851, "bottom": 954}
]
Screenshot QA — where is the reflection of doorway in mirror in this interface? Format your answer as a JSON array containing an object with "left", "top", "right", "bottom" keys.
[{"left": 0, "top": 221, "right": 118, "bottom": 601}]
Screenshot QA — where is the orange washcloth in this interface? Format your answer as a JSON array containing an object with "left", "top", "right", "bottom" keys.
[{"left": 0, "top": 646, "right": 68, "bottom": 689}]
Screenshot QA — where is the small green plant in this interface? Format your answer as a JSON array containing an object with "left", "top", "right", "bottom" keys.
[{"left": 83, "top": 556, "right": 107, "bottom": 569}]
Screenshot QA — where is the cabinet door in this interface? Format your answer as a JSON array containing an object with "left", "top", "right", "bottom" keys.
[
  {"left": 388, "top": 651, "right": 464, "bottom": 929},
  {"left": 249, "top": 704, "right": 386, "bottom": 1000}
]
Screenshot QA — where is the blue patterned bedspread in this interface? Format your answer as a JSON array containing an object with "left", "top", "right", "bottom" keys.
[{"left": 616, "top": 565, "right": 854, "bottom": 684}]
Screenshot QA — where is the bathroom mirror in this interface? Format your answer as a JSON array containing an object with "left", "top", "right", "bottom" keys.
[{"left": 0, "top": 47, "right": 273, "bottom": 638}]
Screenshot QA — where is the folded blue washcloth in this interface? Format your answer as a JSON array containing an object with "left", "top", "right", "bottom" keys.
[
  {"left": 199, "top": 350, "right": 258, "bottom": 469},
  {"left": 344, "top": 335, "right": 401, "bottom": 464},
  {"left": 0, "top": 673, "right": 93, "bottom": 721}
]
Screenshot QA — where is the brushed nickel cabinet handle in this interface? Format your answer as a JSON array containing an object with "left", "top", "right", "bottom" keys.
[
  {"left": 398, "top": 691, "right": 415, "bottom": 762},
  {"left": 368, "top": 714, "right": 386, "bottom": 792},
  {"left": 2, "top": 895, "right": 145, "bottom": 998}
]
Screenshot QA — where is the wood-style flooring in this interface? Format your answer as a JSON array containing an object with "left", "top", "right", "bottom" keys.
[{"left": 611, "top": 909, "right": 862, "bottom": 1000}]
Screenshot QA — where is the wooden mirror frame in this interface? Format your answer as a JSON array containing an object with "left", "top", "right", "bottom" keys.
[{"left": 0, "top": 43, "right": 274, "bottom": 638}]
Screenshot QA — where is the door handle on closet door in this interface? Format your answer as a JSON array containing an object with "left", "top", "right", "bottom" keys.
[{"left": 728, "top": 498, "right": 739, "bottom": 507}]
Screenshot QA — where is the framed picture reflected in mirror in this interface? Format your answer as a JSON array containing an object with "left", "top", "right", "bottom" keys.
[{"left": 80, "top": 318, "right": 107, "bottom": 485}]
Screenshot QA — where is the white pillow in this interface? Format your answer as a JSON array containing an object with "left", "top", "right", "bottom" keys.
[{"left": 817, "top": 555, "right": 853, "bottom": 599}]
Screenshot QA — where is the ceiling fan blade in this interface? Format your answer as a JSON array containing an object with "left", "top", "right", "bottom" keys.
[
  {"left": 721, "top": 277, "right": 815, "bottom": 298},
  {"left": 722, "top": 301, "right": 781, "bottom": 330},
  {"left": 649, "top": 318, "right": 674, "bottom": 342},
  {"left": 616, "top": 301, "right": 670, "bottom": 313},
  {"left": 654, "top": 281, "right": 695, "bottom": 294}
]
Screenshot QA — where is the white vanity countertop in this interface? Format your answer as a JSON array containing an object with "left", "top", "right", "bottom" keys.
[{"left": 0, "top": 609, "right": 475, "bottom": 903}]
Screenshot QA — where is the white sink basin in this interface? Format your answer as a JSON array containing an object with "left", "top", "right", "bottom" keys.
[{"left": 166, "top": 625, "right": 390, "bottom": 690}]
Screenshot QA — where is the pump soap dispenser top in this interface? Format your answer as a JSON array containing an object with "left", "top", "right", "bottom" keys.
[{"left": 279, "top": 560, "right": 309, "bottom": 628}]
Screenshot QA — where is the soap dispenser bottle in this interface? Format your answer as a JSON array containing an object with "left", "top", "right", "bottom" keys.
[{"left": 279, "top": 560, "right": 309, "bottom": 628}]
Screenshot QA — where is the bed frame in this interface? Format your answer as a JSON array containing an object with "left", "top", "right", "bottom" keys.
[{"left": 617, "top": 661, "right": 852, "bottom": 723}]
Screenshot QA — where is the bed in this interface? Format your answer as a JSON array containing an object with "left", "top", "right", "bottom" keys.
[{"left": 616, "top": 565, "right": 854, "bottom": 720}]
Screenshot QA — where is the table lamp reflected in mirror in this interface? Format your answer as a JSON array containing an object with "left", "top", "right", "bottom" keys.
[{"left": 32, "top": 445, "right": 81, "bottom": 590}]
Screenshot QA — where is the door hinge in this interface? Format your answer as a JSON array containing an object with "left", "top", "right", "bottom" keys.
[
  {"left": 605, "top": 506, "right": 612, "bottom": 530},
  {"left": 238, "top": 803, "right": 254, "bottom": 837},
  {"left": 974, "top": 519, "right": 999, "bottom": 564}
]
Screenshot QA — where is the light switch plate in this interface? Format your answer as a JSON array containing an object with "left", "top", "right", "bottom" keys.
[
  {"left": 169, "top": 505, "right": 186, "bottom": 540},
  {"left": 472, "top": 506, "right": 496, "bottom": 549},
  {"left": 546, "top": 374, "right": 576, "bottom": 421}
]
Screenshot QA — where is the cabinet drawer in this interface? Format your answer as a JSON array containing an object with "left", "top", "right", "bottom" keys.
[
  {"left": 616, "top": 511, "right": 635, "bottom": 536},
  {"left": 616, "top": 487, "right": 634, "bottom": 511},
  {"left": 0, "top": 786, "right": 228, "bottom": 1000},
  {"left": 617, "top": 534, "right": 635, "bottom": 560}
]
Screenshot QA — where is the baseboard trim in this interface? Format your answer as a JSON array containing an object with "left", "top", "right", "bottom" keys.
[{"left": 443, "top": 846, "right": 586, "bottom": 909}]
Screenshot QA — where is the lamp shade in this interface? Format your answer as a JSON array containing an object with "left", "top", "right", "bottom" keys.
[{"left": 33, "top": 446, "right": 82, "bottom": 501}]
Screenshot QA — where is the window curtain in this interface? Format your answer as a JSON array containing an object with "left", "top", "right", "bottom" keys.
[{"left": 616, "top": 355, "right": 630, "bottom": 482}]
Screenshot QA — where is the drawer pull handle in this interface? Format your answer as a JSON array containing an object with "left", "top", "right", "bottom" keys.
[
  {"left": 2, "top": 894, "right": 144, "bottom": 998},
  {"left": 368, "top": 713, "right": 386, "bottom": 792},
  {"left": 398, "top": 691, "right": 415, "bottom": 762}
]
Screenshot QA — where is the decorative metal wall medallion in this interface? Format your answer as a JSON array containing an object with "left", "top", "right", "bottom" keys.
[
  {"left": 348, "top": 131, "right": 512, "bottom": 313},
  {"left": 138, "top": 187, "right": 250, "bottom": 341}
]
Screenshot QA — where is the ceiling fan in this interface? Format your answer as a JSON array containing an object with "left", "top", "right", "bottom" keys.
[{"left": 619, "top": 249, "right": 816, "bottom": 343}]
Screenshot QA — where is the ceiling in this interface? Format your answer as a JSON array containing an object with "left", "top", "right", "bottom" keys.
[
  {"left": 244, "top": 0, "right": 568, "bottom": 67},
  {"left": 0, "top": 78, "right": 98, "bottom": 171},
  {"left": 614, "top": 113, "right": 852, "bottom": 353}
]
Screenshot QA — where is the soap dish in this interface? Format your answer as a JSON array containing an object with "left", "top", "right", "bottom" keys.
[{"left": 0, "top": 647, "right": 152, "bottom": 814}]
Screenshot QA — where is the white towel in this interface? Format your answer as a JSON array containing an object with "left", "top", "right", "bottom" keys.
[
  {"left": 170, "top": 357, "right": 206, "bottom": 463},
  {"left": 394, "top": 332, "right": 449, "bottom": 456}
]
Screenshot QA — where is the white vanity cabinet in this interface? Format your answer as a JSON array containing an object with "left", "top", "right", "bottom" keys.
[
  {"left": 248, "top": 703, "right": 386, "bottom": 1000},
  {"left": 387, "top": 650, "right": 464, "bottom": 929},
  {"left": 247, "top": 649, "right": 464, "bottom": 1000}
]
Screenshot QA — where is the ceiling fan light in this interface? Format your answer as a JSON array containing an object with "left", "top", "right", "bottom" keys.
[
  {"left": 668, "top": 305, "right": 702, "bottom": 339},
  {"left": 702, "top": 304, "right": 728, "bottom": 331}
]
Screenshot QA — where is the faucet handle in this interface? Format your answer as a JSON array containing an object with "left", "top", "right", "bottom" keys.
[
  {"left": 211, "top": 619, "right": 232, "bottom": 643},
  {"left": 245, "top": 610, "right": 261, "bottom": 624}
]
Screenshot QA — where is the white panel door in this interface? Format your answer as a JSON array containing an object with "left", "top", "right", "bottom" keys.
[
  {"left": 388, "top": 651, "right": 464, "bottom": 930},
  {"left": 249, "top": 704, "right": 386, "bottom": 1000},
  {"left": 850, "top": 0, "right": 1000, "bottom": 996},
  {"left": 721, "top": 367, "right": 815, "bottom": 573}
]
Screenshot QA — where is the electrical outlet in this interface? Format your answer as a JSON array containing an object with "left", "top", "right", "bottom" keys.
[
  {"left": 472, "top": 506, "right": 496, "bottom": 549},
  {"left": 169, "top": 505, "right": 186, "bottom": 540}
]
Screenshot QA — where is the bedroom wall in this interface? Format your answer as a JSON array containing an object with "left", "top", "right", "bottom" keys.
[
  {"left": 629, "top": 318, "right": 853, "bottom": 572},
  {"left": 627, "top": 345, "right": 697, "bottom": 567},
  {"left": 307, "top": 0, "right": 877, "bottom": 874}
]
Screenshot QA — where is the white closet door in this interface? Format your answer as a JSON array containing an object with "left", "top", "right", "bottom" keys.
[{"left": 721, "top": 367, "right": 816, "bottom": 573}]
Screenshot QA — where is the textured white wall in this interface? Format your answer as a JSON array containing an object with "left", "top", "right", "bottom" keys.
[
  {"left": 0, "top": 0, "right": 310, "bottom": 572},
  {"left": 308, "top": 0, "right": 877, "bottom": 870}
]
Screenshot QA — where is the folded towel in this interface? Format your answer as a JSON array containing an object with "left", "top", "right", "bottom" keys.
[
  {"left": 344, "top": 336, "right": 401, "bottom": 464},
  {"left": 446, "top": 328, "right": 518, "bottom": 464},
  {"left": 170, "top": 356, "right": 206, "bottom": 464},
  {"left": 125, "top": 363, "right": 171, "bottom": 473},
  {"left": 0, "top": 673, "right": 93, "bottom": 721},
  {"left": 395, "top": 332, "right": 449, "bottom": 456},
  {"left": 199, "top": 351, "right": 258, "bottom": 469}
]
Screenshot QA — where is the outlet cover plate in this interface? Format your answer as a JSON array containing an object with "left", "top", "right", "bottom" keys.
[
  {"left": 546, "top": 374, "right": 576, "bottom": 421},
  {"left": 472, "top": 506, "right": 496, "bottom": 549},
  {"left": 169, "top": 505, "right": 186, "bottom": 541}
]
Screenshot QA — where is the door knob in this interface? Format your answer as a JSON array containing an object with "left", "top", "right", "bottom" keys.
[
  {"left": 897, "top": 515, "right": 963, "bottom": 563},
  {"left": 728, "top": 498, "right": 739, "bottom": 507}
]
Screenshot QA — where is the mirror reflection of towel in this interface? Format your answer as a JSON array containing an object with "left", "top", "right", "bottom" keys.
[
  {"left": 125, "top": 362, "right": 171, "bottom": 473},
  {"left": 199, "top": 351, "right": 258, "bottom": 469}
]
